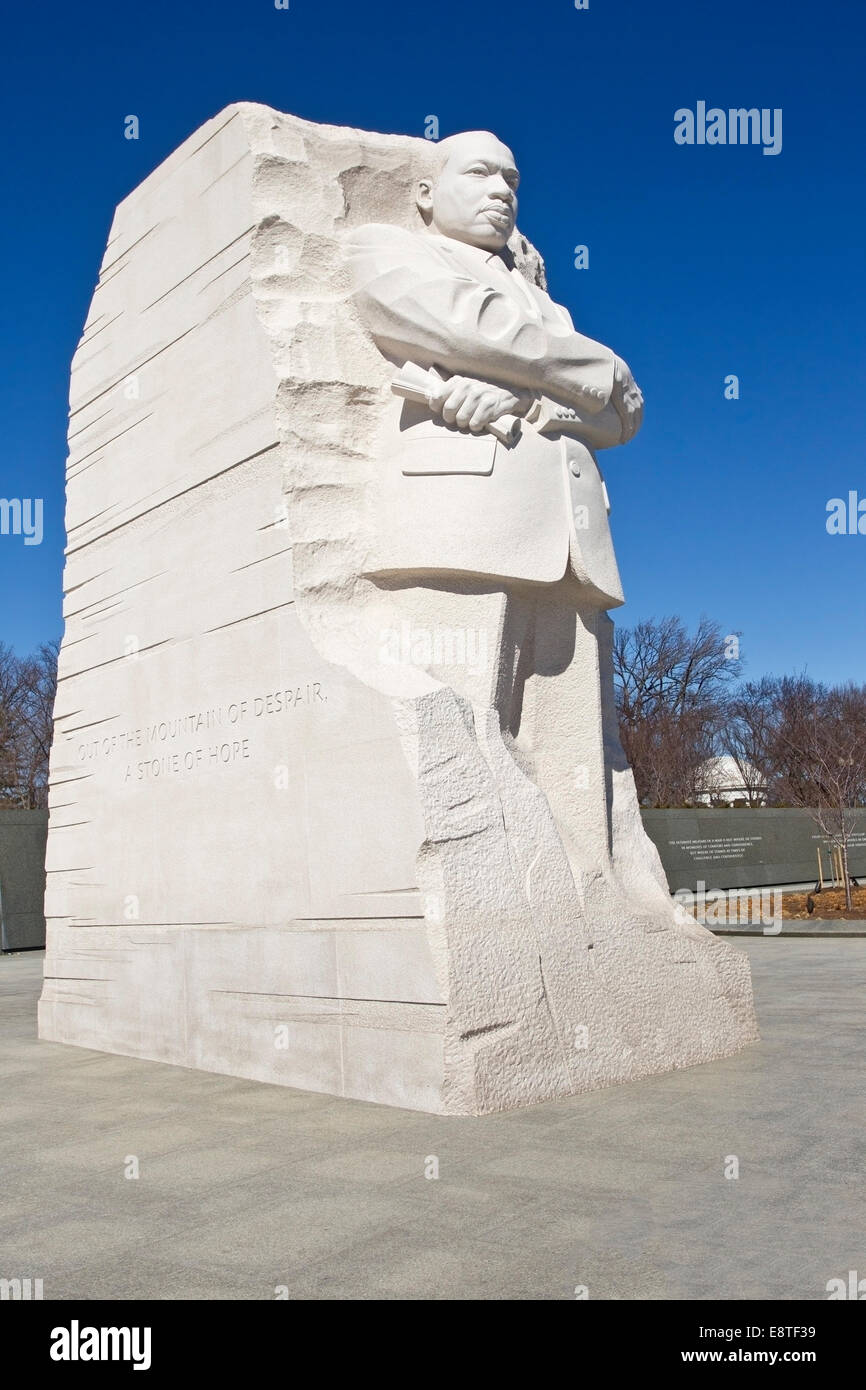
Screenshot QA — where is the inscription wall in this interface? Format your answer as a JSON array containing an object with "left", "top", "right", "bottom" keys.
[{"left": 642, "top": 807, "right": 866, "bottom": 892}]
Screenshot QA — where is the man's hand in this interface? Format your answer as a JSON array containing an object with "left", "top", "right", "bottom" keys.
[
  {"left": 609, "top": 356, "right": 644, "bottom": 443},
  {"left": 428, "top": 375, "right": 535, "bottom": 433}
]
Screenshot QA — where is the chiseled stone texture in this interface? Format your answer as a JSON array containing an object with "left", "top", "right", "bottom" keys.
[{"left": 39, "top": 105, "right": 758, "bottom": 1113}]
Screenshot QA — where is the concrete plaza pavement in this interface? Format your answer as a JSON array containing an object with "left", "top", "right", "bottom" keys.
[{"left": 1, "top": 940, "right": 863, "bottom": 1300}]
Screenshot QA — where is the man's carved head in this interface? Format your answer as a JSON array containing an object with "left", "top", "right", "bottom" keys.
[{"left": 417, "top": 131, "right": 519, "bottom": 251}]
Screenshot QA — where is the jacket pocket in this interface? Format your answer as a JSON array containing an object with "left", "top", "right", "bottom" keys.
[{"left": 397, "top": 429, "right": 497, "bottom": 476}]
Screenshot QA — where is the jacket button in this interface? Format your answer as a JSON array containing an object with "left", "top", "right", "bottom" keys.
[{"left": 570, "top": 460, "right": 581, "bottom": 477}]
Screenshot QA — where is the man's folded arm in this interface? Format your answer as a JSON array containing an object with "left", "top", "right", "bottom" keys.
[{"left": 345, "top": 225, "right": 615, "bottom": 413}]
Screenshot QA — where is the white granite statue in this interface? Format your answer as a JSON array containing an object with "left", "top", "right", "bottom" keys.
[
  {"left": 344, "top": 132, "right": 640, "bottom": 885},
  {"left": 39, "top": 107, "right": 758, "bottom": 1114}
]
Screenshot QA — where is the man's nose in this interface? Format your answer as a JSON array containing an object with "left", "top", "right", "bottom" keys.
[{"left": 488, "top": 176, "right": 513, "bottom": 202}]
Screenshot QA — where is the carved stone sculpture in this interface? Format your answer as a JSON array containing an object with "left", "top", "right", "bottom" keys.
[{"left": 39, "top": 107, "right": 758, "bottom": 1113}]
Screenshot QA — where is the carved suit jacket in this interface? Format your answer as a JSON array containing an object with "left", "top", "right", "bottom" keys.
[{"left": 345, "top": 222, "right": 628, "bottom": 607}]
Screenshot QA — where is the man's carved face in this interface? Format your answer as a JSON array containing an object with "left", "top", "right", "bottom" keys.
[{"left": 419, "top": 132, "right": 519, "bottom": 252}]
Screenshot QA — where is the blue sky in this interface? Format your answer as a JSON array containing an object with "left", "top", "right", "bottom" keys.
[{"left": 2, "top": 0, "right": 864, "bottom": 685}]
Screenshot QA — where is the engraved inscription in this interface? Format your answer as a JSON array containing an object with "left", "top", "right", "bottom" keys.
[{"left": 69, "top": 683, "right": 329, "bottom": 782}]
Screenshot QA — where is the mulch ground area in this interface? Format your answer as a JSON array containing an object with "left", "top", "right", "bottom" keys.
[{"left": 783, "top": 885, "right": 866, "bottom": 920}]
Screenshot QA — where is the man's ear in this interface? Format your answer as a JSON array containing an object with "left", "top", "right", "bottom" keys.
[{"left": 416, "top": 177, "right": 435, "bottom": 223}]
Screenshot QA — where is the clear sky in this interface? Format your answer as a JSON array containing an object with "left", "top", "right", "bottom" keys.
[{"left": 2, "top": 0, "right": 864, "bottom": 686}]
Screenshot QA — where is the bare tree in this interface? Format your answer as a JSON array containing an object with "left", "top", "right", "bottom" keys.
[
  {"left": 734, "top": 675, "right": 866, "bottom": 909},
  {"left": 0, "top": 639, "right": 59, "bottom": 809},
  {"left": 613, "top": 616, "right": 742, "bottom": 806},
  {"left": 722, "top": 677, "right": 776, "bottom": 806},
  {"left": 0, "top": 642, "right": 27, "bottom": 802}
]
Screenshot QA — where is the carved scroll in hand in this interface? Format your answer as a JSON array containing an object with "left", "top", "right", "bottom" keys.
[{"left": 391, "top": 362, "right": 522, "bottom": 447}]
